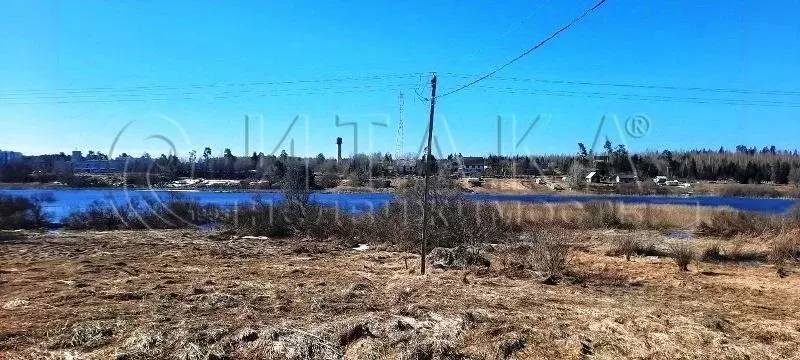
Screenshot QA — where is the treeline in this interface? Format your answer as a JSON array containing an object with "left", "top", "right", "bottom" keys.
[
  {"left": 480, "top": 142, "right": 800, "bottom": 185},
  {"left": 3, "top": 143, "right": 800, "bottom": 186}
]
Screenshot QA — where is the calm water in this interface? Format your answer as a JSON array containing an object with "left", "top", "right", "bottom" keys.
[{"left": 0, "top": 188, "right": 796, "bottom": 222}]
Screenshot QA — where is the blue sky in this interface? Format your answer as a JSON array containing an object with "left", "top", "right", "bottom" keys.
[{"left": 1, "top": 0, "right": 799, "bottom": 159}]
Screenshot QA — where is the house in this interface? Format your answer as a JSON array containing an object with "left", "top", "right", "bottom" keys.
[
  {"left": 614, "top": 174, "right": 639, "bottom": 184},
  {"left": 458, "top": 156, "right": 486, "bottom": 177},
  {"left": 585, "top": 171, "right": 600, "bottom": 183}
]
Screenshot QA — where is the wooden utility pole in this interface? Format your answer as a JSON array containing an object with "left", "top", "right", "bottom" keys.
[{"left": 421, "top": 74, "right": 437, "bottom": 275}]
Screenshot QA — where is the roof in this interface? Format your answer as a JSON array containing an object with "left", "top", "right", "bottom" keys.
[
  {"left": 585, "top": 171, "right": 598, "bottom": 179},
  {"left": 616, "top": 174, "right": 638, "bottom": 179}
]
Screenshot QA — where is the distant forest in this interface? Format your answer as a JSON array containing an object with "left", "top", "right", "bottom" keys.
[{"left": 2, "top": 142, "right": 800, "bottom": 187}]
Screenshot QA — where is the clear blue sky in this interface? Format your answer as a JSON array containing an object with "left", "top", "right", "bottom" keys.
[{"left": 1, "top": 0, "right": 799, "bottom": 159}]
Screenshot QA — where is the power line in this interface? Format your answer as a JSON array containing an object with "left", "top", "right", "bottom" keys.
[
  {"left": 0, "top": 82, "right": 418, "bottom": 102},
  {"left": 0, "top": 83, "right": 418, "bottom": 105},
  {"left": 444, "top": 73, "right": 800, "bottom": 97},
  {"left": 0, "top": 73, "right": 426, "bottom": 96},
  {"left": 471, "top": 85, "right": 800, "bottom": 108},
  {"left": 436, "top": 0, "right": 608, "bottom": 99}
]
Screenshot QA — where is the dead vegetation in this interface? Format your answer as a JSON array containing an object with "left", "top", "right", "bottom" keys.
[{"left": 2, "top": 229, "right": 800, "bottom": 359}]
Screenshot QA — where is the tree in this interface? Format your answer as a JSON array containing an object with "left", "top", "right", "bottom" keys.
[
  {"left": 251, "top": 152, "right": 259, "bottom": 169},
  {"left": 789, "top": 167, "right": 800, "bottom": 186},
  {"left": 577, "top": 143, "right": 589, "bottom": 165},
  {"left": 567, "top": 161, "right": 587, "bottom": 190},
  {"left": 577, "top": 143, "right": 588, "bottom": 158},
  {"left": 203, "top": 147, "right": 212, "bottom": 177},
  {"left": 603, "top": 139, "right": 613, "bottom": 155},
  {"left": 283, "top": 163, "right": 315, "bottom": 203}
]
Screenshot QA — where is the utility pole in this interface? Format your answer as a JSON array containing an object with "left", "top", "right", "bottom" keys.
[{"left": 421, "top": 74, "right": 437, "bottom": 275}]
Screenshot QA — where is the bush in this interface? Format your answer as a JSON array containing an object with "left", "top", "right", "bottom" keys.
[
  {"left": 225, "top": 198, "right": 353, "bottom": 239},
  {"left": 718, "top": 184, "right": 781, "bottom": 198},
  {"left": 530, "top": 229, "right": 573, "bottom": 279},
  {"left": 359, "top": 177, "right": 521, "bottom": 252},
  {"left": 606, "top": 235, "right": 663, "bottom": 260},
  {"left": 701, "top": 243, "right": 725, "bottom": 262},
  {"left": 318, "top": 172, "right": 340, "bottom": 189},
  {"left": 282, "top": 163, "right": 315, "bottom": 203},
  {"left": 697, "top": 210, "right": 780, "bottom": 237},
  {"left": 610, "top": 235, "right": 638, "bottom": 261},
  {"left": 427, "top": 246, "right": 490, "bottom": 269},
  {"left": 788, "top": 204, "right": 800, "bottom": 223},
  {"left": 769, "top": 235, "right": 798, "bottom": 268},
  {"left": 63, "top": 194, "right": 220, "bottom": 230},
  {"left": 614, "top": 181, "right": 673, "bottom": 195},
  {"left": 582, "top": 202, "right": 626, "bottom": 229},
  {"left": 0, "top": 194, "right": 52, "bottom": 229},
  {"left": 670, "top": 242, "right": 695, "bottom": 271}
]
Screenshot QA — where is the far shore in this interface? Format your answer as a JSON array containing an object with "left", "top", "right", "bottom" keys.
[{"left": 1, "top": 179, "right": 799, "bottom": 199}]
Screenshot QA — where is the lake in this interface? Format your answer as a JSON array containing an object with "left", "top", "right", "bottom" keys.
[{"left": 0, "top": 188, "right": 797, "bottom": 222}]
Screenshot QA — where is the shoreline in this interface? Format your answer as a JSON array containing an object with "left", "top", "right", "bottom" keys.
[{"left": 1, "top": 181, "right": 798, "bottom": 199}]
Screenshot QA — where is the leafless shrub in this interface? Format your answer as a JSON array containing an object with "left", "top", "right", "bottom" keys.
[
  {"left": 608, "top": 235, "right": 637, "bottom": 261},
  {"left": 582, "top": 202, "right": 628, "bottom": 229},
  {"left": 605, "top": 235, "right": 665, "bottom": 260},
  {"left": 64, "top": 194, "right": 221, "bottom": 230},
  {"left": 769, "top": 235, "right": 798, "bottom": 277},
  {"left": 359, "top": 176, "right": 521, "bottom": 252},
  {"left": 701, "top": 242, "right": 726, "bottom": 262},
  {"left": 225, "top": 198, "right": 354, "bottom": 240},
  {"left": 0, "top": 194, "right": 51, "bottom": 229},
  {"left": 718, "top": 184, "right": 782, "bottom": 198},
  {"left": 670, "top": 242, "right": 695, "bottom": 271},
  {"left": 699, "top": 240, "right": 766, "bottom": 263},
  {"left": 697, "top": 210, "right": 781, "bottom": 238},
  {"left": 427, "top": 246, "right": 490, "bottom": 269},
  {"left": 529, "top": 229, "right": 574, "bottom": 280}
]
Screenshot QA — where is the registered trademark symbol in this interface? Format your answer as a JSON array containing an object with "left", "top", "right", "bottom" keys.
[{"left": 625, "top": 114, "right": 650, "bottom": 138}]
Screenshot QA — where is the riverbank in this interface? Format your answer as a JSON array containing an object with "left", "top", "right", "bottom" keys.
[
  {"left": 2, "top": 229, "right": 799, "bottom": 359},
  {"left": 4, "top": 178, "right": 799, "bottom": 198}
]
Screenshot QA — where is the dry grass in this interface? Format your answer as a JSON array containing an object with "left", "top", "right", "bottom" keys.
[
  {"left": 500, "top": 202, "right": 725, "bottom": 230},
  {"left": 2, "top": 230, "right": 800, "bottom": 359}
]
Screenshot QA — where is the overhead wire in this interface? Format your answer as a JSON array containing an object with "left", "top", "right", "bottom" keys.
[
  {"left": 469, "top": 85, "right": 800, "bottom": 108},
  {"left": 0, "top": 83, "right": 419, "bottom": 105},
  {"left": 0, "top": 73, "right": 426, "bottom": 97},
  {"left": 436, "top": 0, "right": 608, "bottom": 99},
  {"left": 443, "top": 73, "right": 800, "bottom": 97}
]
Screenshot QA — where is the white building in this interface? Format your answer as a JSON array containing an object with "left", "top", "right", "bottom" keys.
[
  {"left": 585, "top": 171, "right": 599, "bottom": 183},
  {"left": 71, "top": 151, "right": 128, "bottom": 174},
  {"left": 458, "top": 156, "right": 487, "bottom": 177}
]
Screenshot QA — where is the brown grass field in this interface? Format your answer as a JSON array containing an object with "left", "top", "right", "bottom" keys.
[{"left": 2, "top": 227, "right": 800, "bottom": 359}]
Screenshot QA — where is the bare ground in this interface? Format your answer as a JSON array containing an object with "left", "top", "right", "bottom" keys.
[{"left": 1, "top": 230, "right": 799, "bottom": 359}]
